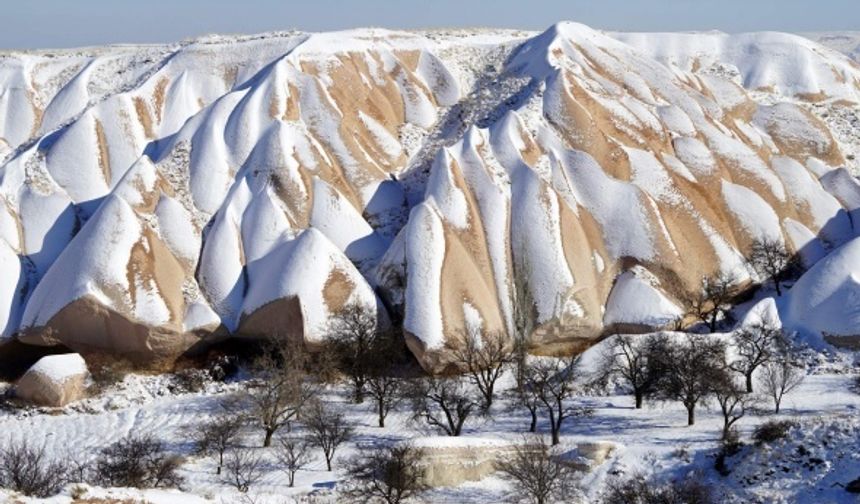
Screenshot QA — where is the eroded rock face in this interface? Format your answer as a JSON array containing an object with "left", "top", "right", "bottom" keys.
[
  {"left": 15, "top": 353, "right": 89, "bottom": 407},
  {"left": 0, "top": 24, "right": 859, "bottom": 369}
]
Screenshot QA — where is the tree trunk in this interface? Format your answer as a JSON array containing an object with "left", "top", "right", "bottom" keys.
[
  {"left": 774, "top": 398, "right": 781, "bottom": 414},
  {"left": 378, "top": 400, "right": 385, "bottom": 428},
  {"left": 687, "top": 405, "right": 695, "bottom": 426},
  {"left": 551, "top": 426, "right": 560, "bottom": 446},
  {"left": 635, "top": 391, "right": 644, "bottom": 409},
  {"left": 326, "top": 457, "right": 332, "bottom": 471},
  {"left": 264, "top": 427, "right": 275, "bottom": 447},
  {"left": 745, "top": 372, "right": 754, "bottom": 393},
  {"left": 529, "top": 409, "right": 537, "bottom": 433},
  {"left": 774, "top": 280, "right": 782, "bottom": 297},
  {"left": 217, "top": 453, "right": 223, "bottom": 475}
]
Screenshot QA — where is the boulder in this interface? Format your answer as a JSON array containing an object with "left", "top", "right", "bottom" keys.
[
  {"left": 411, "top": 438, "right": 520, "bottom": 487},
  {"left": 15, "top": 353, "right": 89, "bottom": 407}
]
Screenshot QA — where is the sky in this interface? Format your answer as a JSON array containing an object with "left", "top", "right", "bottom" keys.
[{"left": 1, "top": 0, "right": 858, "bottom": 50}]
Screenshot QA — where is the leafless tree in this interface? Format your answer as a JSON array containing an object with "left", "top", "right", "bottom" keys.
[
  {"left": 192, "top": 412, "right": 243, "bottom": 475},
  {"left": 245, "top": 338, "right": 317, "bottom": 447},
  {"left": 94, "top": 434, "right": 184, "bottom": 489},
  {"left": 654, "top": 334, "right": 726, "bottom": 426},
  {"left": 496, "top": 435, "right": 576, "bottom": 504},
  {"left": 409, "top": 376, "right": 479, "bottom": 436},
  {"left": 759, "top": 356, "right": 805, "bottom": 413},
  {"left": 712, "top": 369, "right": 760, "bottom": 440},
  {"left": 222, "top": 447, "right": 265, "bottom": 493},
  {"left": 364, "top": 329, "right": 407, "bottom": 428},
  {"left": 344, "top": 443, "right": 428, "bottom": 504},
  {"left": 275, "top": 435, "right": 312, "bottom": 488},
  {"left": 326, "top": 302, "right": 382, "bottom": 403},
  {"left": 685, "top": 272, "right": 738, "bottom": 332},
  {"left": 595, "top": 334, "right": 668, "bottom": 409},
  {"left": 730, "top": 318, "right": 789, "bottom": 393},
  {"left": 303, "top": 400, "right": 354, "bottom": 471},
  {"left": 748, "top": 238, "right": 799, "bottom": 296},
  {"left": 524, "top": 357, "right": 593, "bottom": 445},
  {"left": 510, "top": 334, "right": 540, "bottom": 433},
  {"left": 448, "top": 328, "right": 513, "bottom": 412},
  {"left": 0, "top": 441, "right": 68, "bottom": 497}
]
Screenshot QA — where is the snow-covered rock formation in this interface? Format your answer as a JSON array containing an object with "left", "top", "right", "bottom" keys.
[
  {"left": 14, "top": 353, "right": 89, "bottom": 406},
  {"left": 1, "top": 23, "right": 859, "bottom": 369}
]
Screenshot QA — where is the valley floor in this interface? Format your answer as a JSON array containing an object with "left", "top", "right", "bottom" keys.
[{"left": 0, "top": 344, "right": 858, "bottom": 503}]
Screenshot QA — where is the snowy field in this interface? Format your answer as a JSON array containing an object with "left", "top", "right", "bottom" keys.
[{"left": 1, "top": 337, "right": 857, "bottom": 503}]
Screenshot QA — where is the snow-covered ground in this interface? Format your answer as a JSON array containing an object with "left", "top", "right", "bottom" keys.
[{"left": 1, "top": 341, "right": 857, "bottom": 503}]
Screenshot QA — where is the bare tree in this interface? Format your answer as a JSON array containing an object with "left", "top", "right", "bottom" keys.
[
  {"left": 595, "top": 334, "right": 668, "bottom": 409},
  {"left": 748, "top": 238, "right": 799, "bottom": 296},
  {"left": 191, "top": 412, "right": 243, "bottom": 475},
  {"left": 448, "top": 328, "right": 513, "bottom": 412},
  {"left": 730, "top": 319, "right": 788, "bottom": 393},
  {"left": 94, "top": 434, "right": 184, "bottom": 489},
  {"left": 759, "top": 357, "right": 805, "bottom": 413},
  {"left": 344, "top": 443, "right": 428, "bottom": 504},
  {"left": 275, "top": 435, "right": 312, "bottom": 488},
  {"left": 245, "top": 338, "right": 317, "bottom": 447},
  {"left": 326, "top": 302, "right": 381, "bottom": 403},
  {"left": 409, "top": 376, "right": 479, "bottom": 436},
  {"left": 712, "top": 369, "right": 760, "bottom": 440},
  {"left": 510, "top": 334, "right": 540, "bottom": 433},
  {"left": 525, "top": 357, "right": 593, "bottom": 445},
  {"left": 304, "top": 400, "right": 354, "bottom": 471},
  {"left": 685, "top": 272, "right": 738, "bottom": 332},
  {"left": 0, "top": 441, "right": 68, "bottom": 497},
  {"left": 496, "top": 435, "right": 576, "bottom": 504},
  {"left": 655, "top": 334, "right": 726, "bottom": 426},
  {"left": 365, "top": 329, "right": 407, "bottom": 428},
  {"left": 222, "top": 448, "right": 265, "bottom": 493}
]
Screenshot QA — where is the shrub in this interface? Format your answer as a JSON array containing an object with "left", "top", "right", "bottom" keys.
[
  {"left": 94, "top": 434, "right": 184, "bottom": 489},
  {"left": 752, "top": 420, "right": 795, "bottom": 445},
  {"left": 344, "top": 443, "right": 427, "bottom": 503},
  {"left": 602, "top": 474, "right": 715, "bottom": 504},
  {"left": 497, "top": 436, "right": 576, "bottom": 504},
  {"left": 222, "top": 448, "right": 264, "bottom": 493},
  {"left": 0, "top": 441, "right": 68, "bottom": 497},
  {"left": 168, "top": 368, "right": 209, "bottom": 394}
]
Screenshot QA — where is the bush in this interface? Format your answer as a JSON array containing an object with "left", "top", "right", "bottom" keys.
[
  {"left": 344, "top": 443, "right": 427, "bottom": 504},
  {"left": 94, "top": 434, "right": 184, "bottom": 489},
  {"left": 752, "top": 420, "right": 795, "bottom": 445},
  {"left": 222, "top": 448, "right": 264, "bottom": 493},
  {"left": 168, "top": 368, "right": 209, "bottom": 394},
  {"left": 88, "top": 358, "right": 133, "bottom": 395},
  {"left": 0, "top": 441, "right": 68, "bottom": 497},
  {"left": 602, "top": 475, "right": 715, "bottom": 504}
]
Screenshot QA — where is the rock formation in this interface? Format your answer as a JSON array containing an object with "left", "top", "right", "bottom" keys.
[{"left": 1, "top": 23, "right": 859, "bottom": 369}]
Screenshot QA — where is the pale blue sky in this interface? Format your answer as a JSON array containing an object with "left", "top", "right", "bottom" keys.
[{"left": 2, "top": 0, "right": 858, "bottom": 50}]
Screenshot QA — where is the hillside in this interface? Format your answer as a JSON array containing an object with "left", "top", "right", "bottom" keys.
[{"left": 1, "top": 23, "right": 860, "bottom": 370}]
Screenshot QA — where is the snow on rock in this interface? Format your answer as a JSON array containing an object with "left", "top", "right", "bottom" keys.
[
  {"left": 14, "top": 353, "right": 89, "bottom": 407},
  {"left": 1, "top": 22, "right": 858, "bottom": 369},
  {"left": 240, "top": 228, "right": 385, "bottom": 343},
  {"left": 783, "top": 236, "right": 860, "bottom": 347},
  {"left": 603, "top": 267, "right": 682, "bottom": 330}
]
